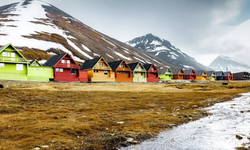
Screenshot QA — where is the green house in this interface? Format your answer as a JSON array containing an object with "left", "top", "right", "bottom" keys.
[
  {"left": 0, "top": 43, "right": 29, "bottom": 81},
  {"left": 206, "top": 71, "right": 216, "bottom": 81},
  {"left": 159, "top": 68, "right": 173, "bottom": 81},
  {"left": 27, "top": 60, "right": 54, "bottom": 82},
  {"left": 128, "top": 62, "right": 147, "bottom": 82}
]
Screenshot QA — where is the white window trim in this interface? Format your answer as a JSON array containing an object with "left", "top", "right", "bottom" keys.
[
  {"left": 0, "top": 63, "right": 5, "bottom": 68},
  {"left": 16, "top": 64, "right": 23, "bottom": 71}
]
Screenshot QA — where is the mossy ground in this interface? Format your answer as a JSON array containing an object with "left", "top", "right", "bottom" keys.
[{"left": 0, "top": 81, "right": 250, "bottom": 150}]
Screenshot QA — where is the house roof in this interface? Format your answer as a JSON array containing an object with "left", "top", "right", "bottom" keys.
[
  {"left": 215, "top": 71, "right": 224, "bottom": 76},
  {"left": 171, "top": 68, "right": 183, "bottom": 75},
  {"left": 159, "top": 68, "right": 167, "bottom": 75},
  {"left": 183, "top": 69, "right": 195, "bottom": 75},
  {"left": 43, "top": 53, "right": 66, "bottom": 67},
  {"left": 195, "top": 70, "right": 206, "bottom": 76},
  {"left": 80, "top": 57, "right": 102, "bottom": 70},
  {"left": 206, "top": 71, "right": 215, "bottom": 76},
  {"left": 224, "top": 72, "right": 232, "bottom": 76},
  {"left": 128, "top": 62, "right": 139, "bottom": 71},
  {"left": 0, "top": 43, "right": 28, "bottom": 63},
  {"left": 143, "top": 64, "right": 152, "bottom": 71},
  {"left": 108, "top": 60, "right": 123, "bottom": 70},
  {"left": 29, "top": 60, "right": 41, "bottom": 66}
]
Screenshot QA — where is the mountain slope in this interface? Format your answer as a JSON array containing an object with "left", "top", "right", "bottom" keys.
[
  {"left": 126, "top": 33, "right": 211, "bottom": 70},
  {"left": 0, "top": 0, "right": 173, "bottom": 68},
  {"left": 209, "top": 55, "right": 250, "bottom": 73}
]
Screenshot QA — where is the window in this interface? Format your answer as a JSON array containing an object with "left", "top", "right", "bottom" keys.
[
  {"left": 2, "top": 52, "right": 7, "bottom": 57},
  {"left": 104, "top": 71, "right": 108, "bottom": 75},
  {"left": 94, "top": 70, "right": 98, "bottom": 73},
  {"left": 61, "top": 60, "right": 65, "bottom": 63},
  {"left": 120, "top": 65, "right": 125, "bottom": 68},
  {"left": 60, "top": 68, "right": 63, "bottom": 72},
  {"left": 117, "top": 71, "right": 121, "bottom": 74},
  {"left": 141, "top": 73, "right": 144, "bottom": 76},
  {"left": 151, "top": 67, "right": 154, "bottom": 71},
  {"left": 125, "top": 72, "right": 128, "bottom": 76},
  {"left": 11, "top": 53, "right": 15, "bottom": 57},
  {"left": 0, "top": 63, "right": 4, "bottom": 68},
  {"left": 98, "top": 63, "right": 103, "bottom": 66},
  {"left": 67, "top": 60, "right": 70, "bottom": 64},
  {"left": 56, "top": 68, "right": 60, "bottom": 72},
  {"left": 71, "top": 69, "right": 76, "bottom": 74},
  {"left": 16, "top": 64, "right": 23, "bottom": 71},
  {"left": 36, "top": 68, "right": 39, "bottom": 70}
]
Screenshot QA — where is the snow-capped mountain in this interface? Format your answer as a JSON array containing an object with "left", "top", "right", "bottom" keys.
[
  {"left": 126, "top": 33, "right": 211, "bottom": 70},
  {"left": 0, "top": 0, "right": 173, "bottom": 68},
  {"left": 209, "top": 55, "right": 250, "bottom": 73}
]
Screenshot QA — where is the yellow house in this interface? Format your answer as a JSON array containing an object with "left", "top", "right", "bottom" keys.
[
  {"left": 80, "top": 57, "right": 115, "bottom": 82},
  {"left": 195, "top": 70, "right": 207, "bottom": 80}
]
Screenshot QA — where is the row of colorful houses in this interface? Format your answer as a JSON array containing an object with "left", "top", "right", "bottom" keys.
[{"left": 0, "top": 43, "right": 249, "bottom": 83}]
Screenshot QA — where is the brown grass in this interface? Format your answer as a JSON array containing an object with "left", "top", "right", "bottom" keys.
[{"left": 0, "top": 81, "right": 250, "bottom": 150}]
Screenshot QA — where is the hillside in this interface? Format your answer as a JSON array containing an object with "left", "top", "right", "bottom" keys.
[{"left": 0, "top": 0, "right": 173, "bottom": 68}]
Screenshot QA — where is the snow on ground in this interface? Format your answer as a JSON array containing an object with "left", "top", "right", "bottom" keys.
[
  {"left": 106, "top": 53, "right": 114, "bottom": 59},
  {"left": 114, "top": 52, "right": 132, "bottom": 61},
  {"left": 47, "top": 52, "right": 56, "bottom": 55},
  {"left": 81, "top": 44, "right": 91, "bottom": 52},
  {"left": 123, "top": 93, "right": 250, "bottom": 150},
  {"left": 170, "top": 51, "right": 179, "bottom": 57},
  {"left": 102, "top": 37, "right": 117, "bottom": 48},
  {"left": 38, "top": 60, "right": 47, "bottom": 64},
  {"left": 134, "top": 57, "right": 145, "bottom": 63}
]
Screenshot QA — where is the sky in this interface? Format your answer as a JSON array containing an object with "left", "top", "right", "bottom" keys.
[{"left": 1, "top": 0, "right": 250, "bottom": 66}]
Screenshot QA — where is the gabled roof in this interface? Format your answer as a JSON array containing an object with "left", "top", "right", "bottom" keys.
[
  {"left": 195, "top": 70, "right": 207, "bottom": 76},
  {"left": 159, "top": 68, "right": 172, "bottom": 75},
  {"left": 215, "top": 71, "right": 224, "bottom": 76},
  {"left": 108, "top": 60, "right": 123, "bottom": 70},
  {"left": 224, "top": 72, "right": 232, "bottom": 76},
  {"left": 143, "top": 64, "right": 152, "bottom": 71},
  {"left": 183, "top": 69, "right": 195, "bottom": 75},
  {"left": 0, "top": 43, "right": 28, "bottom": 63},
  {"left": 43, "top": 53, "right": 66, "bottom": 67},
  {"left": 206, "top": 71, "right": 216, "bottom": 76},
  {"left": 29, "top": 60, "right": 41, "bottom": 66},
  {"left": 81, "top": 57, "right": 101, "bottom": 70},
  {"left": 171, "top": 68, "right": 183, "bottom": 75},
  {"left": 128, "top": 62, "right": 145, "bottom": 71}
]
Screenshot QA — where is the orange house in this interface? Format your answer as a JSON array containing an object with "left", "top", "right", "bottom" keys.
[
  {"left": 80, "top": 57, "right": 115, "bottom": 82},
  {"left": 108, "top": 60, "right": 133, "bottom": 82},
  {"left": 171, "top": 68, "right": 185, "bottom": 80}
]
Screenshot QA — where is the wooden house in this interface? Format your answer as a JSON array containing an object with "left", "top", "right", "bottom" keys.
[
  {"left": 206, "top": 71, "right": 216, "bottom": 81},
  {"left": 128, "top": 62, "right": 147, "bottom": 82},
  {"left": 215, "top": 71, "right": 224, "bottom": 80},
  {"left": 27, "top": 60, "right": 54, "bottom": 82},
  {"left": 233, "top": 72, "right": 249, "bottom": 80},
  {"left": 195, "top": 70, "right": 207, "bottom": 80},
  {"left": 0, "top": 43, "right": 29, "bottom": 81},
  {"left": 43, "top": 53, "right": 83, "bottom": 82},
  {"left": 108, "top": 60, "right": 133, "bottom": 82},
  {"left": 224, "top": 72, "right": 233, "bottom": 81},
  {"left": 143, "top": 64, "right": 159, "bottom": 82},
  {"left": 159, "top": 68, "right": 173, "bottom": 81},
  {"left": 183, "top": 69, "right": 196, "bottom": 80},
  {"left": 171, "top": 68, "right": 185, "bottom": 80},
  {"left": 80, "top": 57, "right": 115, "bottom": 82}
]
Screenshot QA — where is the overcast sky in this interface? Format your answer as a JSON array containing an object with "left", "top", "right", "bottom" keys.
[{"left": 1, "top": 0, "right": 250, "bottom": 65}]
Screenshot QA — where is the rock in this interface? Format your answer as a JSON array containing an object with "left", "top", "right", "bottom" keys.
[
  {"left": 240, "top": 111, "right": 244, "bottom": 113},
  {"left": 236, "top": 135, "right": 243, "bottom": 140},
  {"left": 168, "top": 124, "right": 176, "bottom": 127},
  {"left": 33, "top": 147, "right": 40, "bottom": 150},
  {"left": 127, "top": 138, "right": 134, "bottom": 143},
  {"left": 41, "top": 145, "right": 49, "bottom": 148},
  {"left": 117, "top": 121, "right": 124, "bottom": 124}
]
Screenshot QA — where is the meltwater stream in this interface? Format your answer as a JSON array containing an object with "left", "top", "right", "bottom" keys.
[{"left": 122, "top": 93, "right": 250, "bottom": 150}]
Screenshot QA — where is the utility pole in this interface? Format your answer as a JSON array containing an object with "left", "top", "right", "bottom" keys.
[{"left": 226, "top": 67, "right": 229, "bottom": 83}]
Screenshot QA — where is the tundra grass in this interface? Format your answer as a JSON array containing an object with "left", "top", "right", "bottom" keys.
[{"left": 0, "top": 81, "right": 250, "bottom": 150}]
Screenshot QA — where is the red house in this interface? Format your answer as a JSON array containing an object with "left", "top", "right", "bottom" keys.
[
  {"left": 224, "top": 72, "right": 233, "bottom": 81},
  {"left": 143, "top": 64, "right": 159, "bottom": 82},
  {"left": 183, "top": 69, "right": 196, "bottom": 80},
  {"left": 43, "top": 53, "right": 88, "bottom": 82}
]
